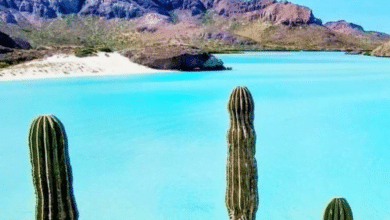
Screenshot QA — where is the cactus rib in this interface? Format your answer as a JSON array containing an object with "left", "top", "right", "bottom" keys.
[
  {"left": 226, "top": 86, "right": 258, "bottom": 220},
  {"left": 28, "top": 115, "right": 78, "bottom": 220}
]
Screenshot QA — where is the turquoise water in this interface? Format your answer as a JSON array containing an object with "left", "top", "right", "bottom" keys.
[{"left": 1, "top": 52, "right": 390, "bottom": 219}]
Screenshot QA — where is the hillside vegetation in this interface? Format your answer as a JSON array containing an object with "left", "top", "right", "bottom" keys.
[
  {"left": 234, "top": 19, "right": 384, "bottom": 51},
  {"left": 1, "top": 11, "right": 388, "bottom": 54}
]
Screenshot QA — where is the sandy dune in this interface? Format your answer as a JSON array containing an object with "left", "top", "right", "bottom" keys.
[{"left": 0, "top": 52, "right": 167, "bottom": 81}]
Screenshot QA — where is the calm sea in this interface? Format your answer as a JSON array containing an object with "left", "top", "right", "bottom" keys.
[{"left": 1, "top": 52, "right": 390, "bottom": 219}]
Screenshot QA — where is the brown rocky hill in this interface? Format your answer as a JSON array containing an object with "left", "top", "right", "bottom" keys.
[
  {"left": 238, "top": 1, "right": 321, "bottom": 26},
  {"left": 372, "top": 41, "right": 390, "bottom": 57},
  {"left": 324, "top": 20, "right": 390, "bottom": 46},
  {"left": 325, "top": 20, "right": 389, "bottom": 40},
  {"left": 325, "top": 20, "right": 365, "bottom": 36},
  {"left": 234, "top": 19, "right": 387, "bottom": 51}
]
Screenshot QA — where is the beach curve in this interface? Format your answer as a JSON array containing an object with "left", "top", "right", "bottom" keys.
[{"left": 0, "top": 52, "right": 169, "bottom": 82}]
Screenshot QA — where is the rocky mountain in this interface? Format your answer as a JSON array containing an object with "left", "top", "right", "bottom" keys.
[
  {"left": 0, "top": 0, "right": 323, "bottom": 27},
  {"left": 325, "top": 20, "right": 390, "bottom": 41},
  {"left": 0, "top": 0, "right": 215, "bottom": 20},
  {"left": 325, "top": 20, "right": 365, "bottom": 36},
  {"left": 239, "top": 1, "right": 321, "bottom": 26},
  {"left": 1, "top": 0, "right": 389, "bottom": 56}
]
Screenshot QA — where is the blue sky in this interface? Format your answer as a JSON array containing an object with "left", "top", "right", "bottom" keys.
[{"left": 292, "top": 0, "right": 390, "bottom": 34}]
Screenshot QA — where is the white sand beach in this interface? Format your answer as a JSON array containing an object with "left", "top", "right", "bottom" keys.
[{"left": 0, "top": 52, "right": 166, "bottom": 81}]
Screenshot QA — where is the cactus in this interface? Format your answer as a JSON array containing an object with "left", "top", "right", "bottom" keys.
[
  {"left": 225, "top": 86, "right": 258, "bottom": 220},
  {"left": 323, "top": 197, "right": 353, "bottom": 220},
  {"left": 28, "top": 115, "right": 78, "bottom": 220}
]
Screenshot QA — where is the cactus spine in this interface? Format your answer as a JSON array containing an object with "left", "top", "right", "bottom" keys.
[
  {"left": 226, "top": 86, "right": 258, "bottom": 220},
  {"left": 323, "top": 197, "right": 353, "bottom": 220},
  {"left": 28, "top": 115, "right": 78, "bottom": 220}
]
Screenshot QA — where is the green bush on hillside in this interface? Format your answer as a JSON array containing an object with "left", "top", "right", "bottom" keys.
[
  {"left": 74, "top": 47, "right": 98, "bottom": 57},
  {"left": 97, "top": 47, "right": 113, "bottom": 52},
  {"left": 201, "top": 11, "right": 216, "bottom": 26},
  {"left": 168, "top": 11, "right": 179, "bottom": 24}
]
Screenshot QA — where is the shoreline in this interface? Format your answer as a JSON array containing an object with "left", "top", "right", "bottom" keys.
[
  {"left": 0, "top": 49, "right": 381, "bottom": 82},
  {"left": 0, "top": 52, "right": 169, "bottom": 82}
]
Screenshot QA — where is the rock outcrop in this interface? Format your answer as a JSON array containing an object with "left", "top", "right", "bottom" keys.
[
  {"left": 213, "top": 0, "right": 275, "bottom": 17},
  {"left": 0, "top": 31, "right": 19, "bottom": 49},
  {"left": 325, "top": 20, "right": 365, "bottom": 36},
  {"left": 0, "top": 31, "right": 31, "bottom": 50},
  {"left": 0, "top": 8, "right": 17, "bottom": 23},
  {"left": 135, "top": 12, "right": 170, "bottom": 27},
  {"left": 372, "top": 41, "right": 390, "bottom": 57},
  {"left": 122, "top": 45, "right": 228, "bottom": 71},
  {"left": 79, "top": 0, "right": 146, "bottom": 18},
  {"left": 245, "top": 1, "right": 322, "bottom": 26},
  {"left": 212, "top": 0, "right": 323, "bottom": 26}
]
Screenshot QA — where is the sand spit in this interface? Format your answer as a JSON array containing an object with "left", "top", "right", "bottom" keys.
[{"left": 0, "top": 52, "right": 167, "bottom": 81}]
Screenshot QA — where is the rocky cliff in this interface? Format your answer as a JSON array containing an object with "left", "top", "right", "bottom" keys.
[
  {"left": 0, "top": 0, "right": 217, "bottom": 20},
  {"left": 241, "top": 2, "right": 321, "bottom": 26},
  {"left": 0, "top": 0, "right": 322, "bottom": 27}
]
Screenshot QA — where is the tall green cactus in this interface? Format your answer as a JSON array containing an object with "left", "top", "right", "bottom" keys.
[
  {"left": 28, "top": 115, "right": 78, "bottom": 220},
  {"left": 226, "top": 86, "right": 258, "bottom": 220},
  {"left": 323, "top": 197, "right": 353, "bottom": 220}
]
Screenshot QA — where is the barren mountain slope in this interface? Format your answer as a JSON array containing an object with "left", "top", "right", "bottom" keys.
[
  {"left": 234, "top": 20, "right": 386, "bottom": 51},
  {"left": 372, "top": 41, "right": 390, "bottom": 57}
]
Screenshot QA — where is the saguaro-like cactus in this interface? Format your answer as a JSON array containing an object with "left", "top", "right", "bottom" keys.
[
  {"left": 323, "top": 197, "right": 353, "bottom": 220},
  {"left": 28, "top": 115, "right": 78, "bottom": 220},
  {"left": 226, "top": 86, "right": 258, "bottom": 220}
]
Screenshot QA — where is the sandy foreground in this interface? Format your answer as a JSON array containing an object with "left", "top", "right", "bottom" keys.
[{"left": 0, "top": 52, "right": 167, "bottom": 81}]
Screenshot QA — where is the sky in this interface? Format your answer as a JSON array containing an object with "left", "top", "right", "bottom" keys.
[{"left": 291, "top": 0, "right": 390, "bottom": 34}]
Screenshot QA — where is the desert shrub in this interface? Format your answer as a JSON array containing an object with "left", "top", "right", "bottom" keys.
[
  {"left": 363, "top": 51, "right": 372, "bottom": 56},
  {"left": 97, "top": 47, "right": 113, "bottom": 52},
  {"left": 201, "top": 11, "right": 215, "bottom": 26},
  {"left": 0, "top": 61, "right": 9, "bottom": 68},
  {"left": 23, "top": 15, "right": 140, "bottom": 49},
  {"left": 203, "top": 56, "right": 223, "bottom": 68},
  {"left": 167, "top": 11, "right": 179, "bottom": 24},
  {"left": 74, "top": 47, "right": 97, "bottom": 57}
]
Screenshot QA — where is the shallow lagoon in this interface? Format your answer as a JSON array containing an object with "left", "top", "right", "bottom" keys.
[{"left": 1, "top": 52, "right": 390, "bottom": 219}]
